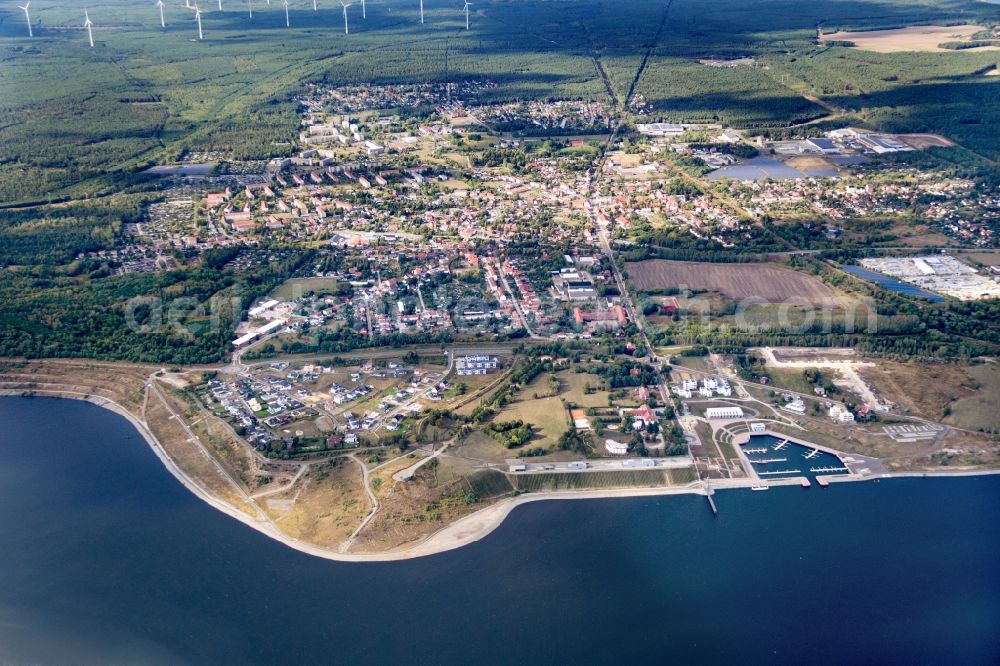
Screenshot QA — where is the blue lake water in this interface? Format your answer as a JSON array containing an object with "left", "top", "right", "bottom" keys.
[
  {"left": 1, "top": 396, "right": 998, "bottom": 664},
  {"left": 839, "top": 265, "right": 946, "bottom": 301}
]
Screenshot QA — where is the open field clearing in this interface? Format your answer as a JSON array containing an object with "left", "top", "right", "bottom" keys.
[
  {"left": 785, "top": 156, "right": 836, "bottom": 171},
  {"left": 859, "top": 361, "right": 977, "bottom": 421},
  {"left": 823, "top": 25, "right": 997, "bottom": 53},
  {"left": 494, "top": 370, "right": 638, "bottom": 444},
  {"left": 352, "top": 458, "right": 503, "bottom": 553},
  {"left": 626, "top": 260, "right": 840, "bottom": 305},
  {"left": 265, "top": 459, "right": 369, "bottom": 548},
  {"left": 495, "top": 394, "right": 572, "bottom": 446},
  {"left": 897, "top": 133, "right": 955, "bottom": 149},
  {"left": 269, "top": 277, "right": 343, "bottom": 300},
  {"left": 944, "top": 364, "right": 1000, "bottom": 432},
  {"left": 958, "top": 251, "right": 1000, "bottom": 267}
]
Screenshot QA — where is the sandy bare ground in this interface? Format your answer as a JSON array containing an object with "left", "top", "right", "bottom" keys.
[
  {"left": 755, "top": 347, "right": 891, "bottom": 411},
  {"left": 897, "top": 134, "right": 955, "bottom": 149},
  {"left": 786, "top": 156, "right": 835, "bottom": 171},
  {"left": 823, "top": 25, "right": 997, "bottom": 53}
]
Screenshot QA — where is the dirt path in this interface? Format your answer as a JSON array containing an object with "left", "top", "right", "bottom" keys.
[{"left": 339, "top": 453, "right": 379, "bottom": 553}]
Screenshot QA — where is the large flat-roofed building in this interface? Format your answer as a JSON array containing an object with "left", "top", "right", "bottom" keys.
[
  {"left": 636, "top": 123, "right": 686, "bottom": 137},
  {"left": 706, "top": 406, "right": 744, "bottom": 419},
  {"left": 857, "top": 133, "right": 913, "bottom": 154},
  {"left": 232, "top": 331, "right": 258, "bottom": 349},
  {"left": 455, "top": 354, "right": 499, "bottom": 376},
  {"left": 232, "top": 318, "right": 287, "bottom": 350},
  {"left": 248, "top": 299, "right": 280, "bottom": 319},
  {"left": 805, "top": 137, "right": 839, "bottom": 154}
]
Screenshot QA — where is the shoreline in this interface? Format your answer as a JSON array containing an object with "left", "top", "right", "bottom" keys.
[{"left": 3, "top": 390, "right": 999, "bottom": 563}]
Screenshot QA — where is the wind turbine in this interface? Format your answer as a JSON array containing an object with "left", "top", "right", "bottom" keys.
[
  {"left": 312, "top": 0, "right": 317, "bottom": 11},
  {"left": 463, "top": 1, "right": 471, "bottom": 30},
  {"left": 18, "top": 1, "right": 32, "bottom": 38},
  {"left": 419, "top": 0, "right": 424, "bottom": 24},
  {"left": 248, "top": 0, "right": 253, "bottom": 18},
  {"left": 360, "top": 0, "right": 365, "bottom": 19},
  {"left": 340, "top": 0, "right": 351, "bottom": 34},
  {"left": 218, "top": 0, "right": 223, "bottom": 11},
  {"left": 283, "top": 0, "right": 290, "bottom": 27},
  {"left": 194, "top": 3, "right": 203, "bottom": 39},
  {"left": 185, "top": 0, "right": 191, "bottom": 7},
  {"left": 156, "top": 0, "right": 166, "bottom": 28},
  {"left": 84, "top": 9, "right": 94, "bottom": 47}
]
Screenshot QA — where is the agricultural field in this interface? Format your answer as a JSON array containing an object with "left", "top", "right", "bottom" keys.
[
  {"left": 626, "top": 259, "right": 840, "bottom": 305},
  {"left": 822, "top": 25, "right": 995, "bottom": 53}
]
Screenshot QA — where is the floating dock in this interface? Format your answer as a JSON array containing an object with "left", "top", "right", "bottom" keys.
[
  {"left": 804, "top": 449, "right": 821, "bottom": 460},
  {"left": 750, "top": 457, "right": 788, "bottom": 464},
  {"left": 743, "top": 447, "right": 768, "bottom": 454},
  {"left": 773, "top": 439, "right": 789, "bottom": 451},
  {"left": 810, "top": 466, "right": 849, "bottom": 474}
]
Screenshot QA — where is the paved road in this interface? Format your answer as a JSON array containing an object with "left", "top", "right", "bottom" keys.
[{"left": 495, "top": 262, "right": 547, "bottom": 340}]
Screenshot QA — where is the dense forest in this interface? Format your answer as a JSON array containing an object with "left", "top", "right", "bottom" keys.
[
  {"left": 0, "top": 196, "right": 149, "bottom": 265},
  {"left": 0, "top": 247, "right": 312, "bottom": 364}
]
